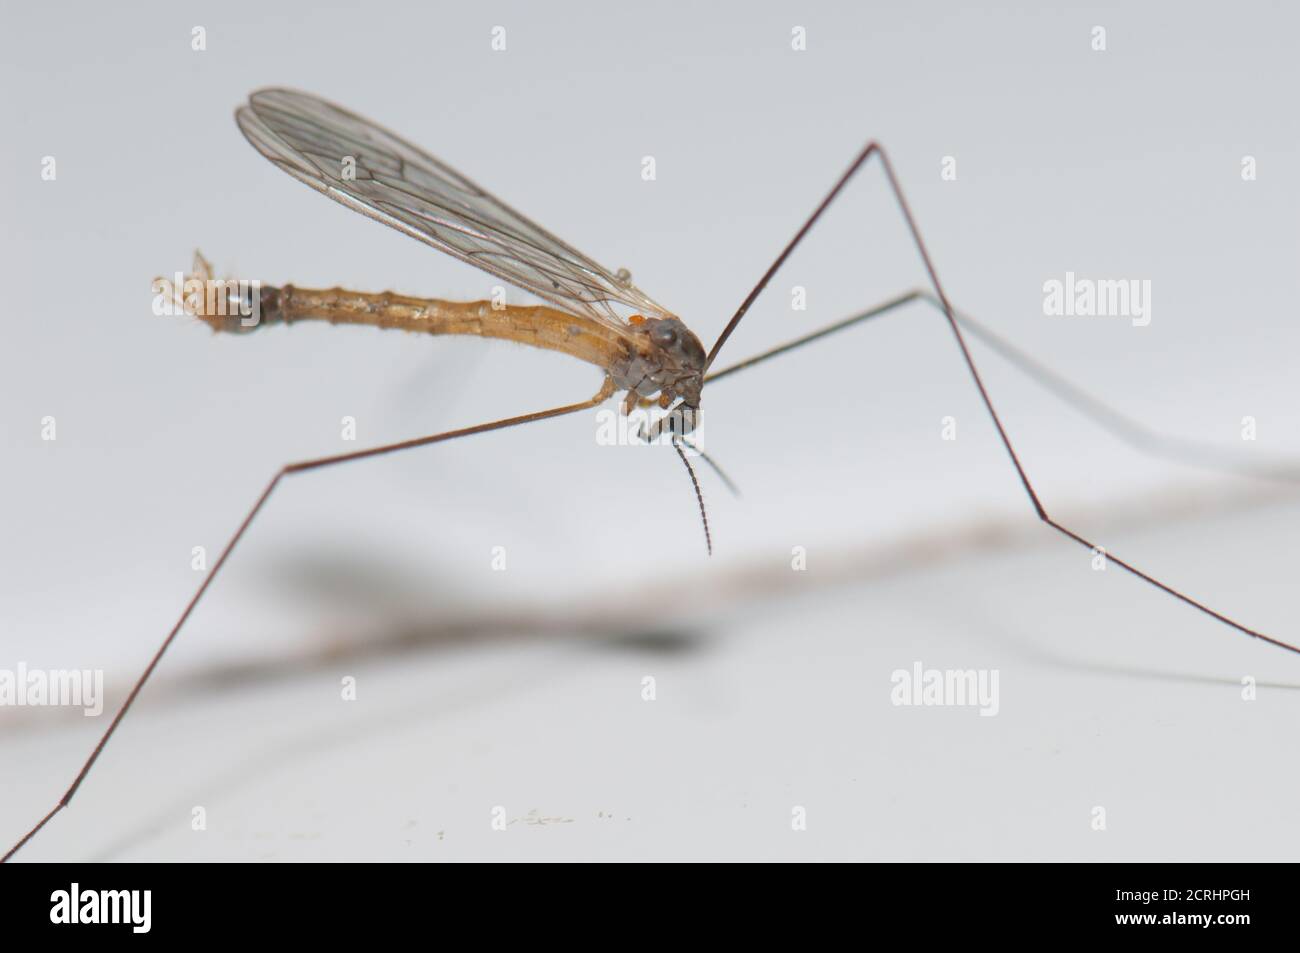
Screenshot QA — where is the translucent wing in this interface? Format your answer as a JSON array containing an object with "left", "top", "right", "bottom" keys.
[{"left": 235, "top": 88, "right": 673, "bottom": 327}]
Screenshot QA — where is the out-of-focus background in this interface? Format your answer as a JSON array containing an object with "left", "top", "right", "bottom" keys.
[{"left": 3, "top": 1, "right": 1299, "bottom": 861}]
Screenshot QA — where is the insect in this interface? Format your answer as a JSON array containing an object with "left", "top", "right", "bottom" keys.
[{"left": 6, "top": 87, "right": 1298, "bottom": 861}]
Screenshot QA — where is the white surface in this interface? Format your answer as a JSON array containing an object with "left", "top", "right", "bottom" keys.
[
  {"left": 6, "top": 491, "right": 1300, "bottom": 861},
  {"left": 3, "top": 1, "right": 1300, "bottom": 861}
]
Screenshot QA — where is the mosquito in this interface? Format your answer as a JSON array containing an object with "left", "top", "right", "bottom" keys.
[{"left": 6, "top": 87, "right": 1299, "bottom": 861}]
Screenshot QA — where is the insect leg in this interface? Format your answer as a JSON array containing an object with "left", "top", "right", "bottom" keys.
[
  {"left": 3, "top": 376, "right": 616, "bottom": 862},
  {"left": 704, "top": 142, "right": 1300, "bottom": 658},
  {"left": 709, "top": 291, "right": 1300, "bottom": 486}
]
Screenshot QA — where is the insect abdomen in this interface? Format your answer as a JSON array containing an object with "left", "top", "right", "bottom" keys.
[{"left": 190, "top": 283, "right": 634, "bottom": 374}]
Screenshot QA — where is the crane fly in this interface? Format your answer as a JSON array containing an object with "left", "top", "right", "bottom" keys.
[
  {"left": 181, "top": 87, "right": 715, "bottom": 534},
  {"left": 228, "top": 91, "right": 706, "bottom": 415},
  {"left": 7, "top": 87, "right": 1300, "bottom": 861}
]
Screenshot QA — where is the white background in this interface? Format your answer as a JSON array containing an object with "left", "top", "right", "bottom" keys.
[{"left": 2, "top": 1, "right": 1299, "bottom": 860}]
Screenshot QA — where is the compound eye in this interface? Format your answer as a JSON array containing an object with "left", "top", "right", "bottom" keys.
[{"left": 651, "top": 322, "right": 679, "bottom": 347}]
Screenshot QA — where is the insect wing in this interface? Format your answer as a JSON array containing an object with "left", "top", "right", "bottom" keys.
[{"left": 236, "top": 88, "right": 673, "bottom": 326}]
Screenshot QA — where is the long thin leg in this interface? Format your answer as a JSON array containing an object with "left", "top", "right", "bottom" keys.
[
  {"left": 704, "top": 144, "right": 1300, "bottom": 658},
  {"left": 708, "top": 290, "right": 1300, "bottom": 485},
  {"left": 3, "top": 377, "right": 616, "bottom": 862}
]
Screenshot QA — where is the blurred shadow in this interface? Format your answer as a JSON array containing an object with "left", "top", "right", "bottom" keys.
[{"left": 920, "top": 592, "right": 1300, "bottom": 691}]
